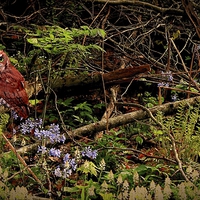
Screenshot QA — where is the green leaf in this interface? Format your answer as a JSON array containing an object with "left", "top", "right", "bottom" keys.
[
  {"left": 146, "top": 103, "right": 154, "bottom": 108},
  {"left": 29, "top": 99, "right": 40, "bottom": 106},
  {"left": 0, "top": 44, "right": 6, "bottom": 50},
  {"left": 136, "top": 136, "right": 143, "bottom": 145},
  {"left": 94, "top": 103, "right": 105, "bottom": 109},
  {"left": 78, "top": 161, "right": 98, "bottom": 177},
  {"left": 135, "top": 165, "right": 148, "bottom": 175},
  {"left": 9, "top": 57, "right": 19, "bottom": 65},
  {"left": 49, "top": 33, "right": 54, "bottom": 40},
  {"left": 98, "top": 29, "right": 106, "bottom": 38},
  {"left": 153, "top": 130, "right": 163, "bottom": 135},
  {"left": 64, "top": 187, "right": 80, "bottom": 193},
  {"left": 27, "top": 38, "right": 38, "bottom": 44},
  {"left": 58, "top": 98, "right": 74, "bottom": 107},
  {"left": 99, "top": 192, "right": 114, "bottom": 200},
  {"left": 190, "top": 87, "right": 199, "bottom": 93}
]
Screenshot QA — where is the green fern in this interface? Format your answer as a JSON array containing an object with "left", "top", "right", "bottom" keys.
[
  {"left": 173, "top": 101, "right": 188, "bottom": 133},
  {"left": 26, "top": 25, "right": 105, "bottom": 55},
  {"left": 174, "top": 102, "right": 200, "bottom": 161},
  {"left": 155, "top": 101, "right": 200, "bottom": 162}
]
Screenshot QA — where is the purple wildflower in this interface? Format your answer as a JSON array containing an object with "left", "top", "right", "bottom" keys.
[
  {"left": 54, "top": 167, "right": 62, "bottom": 177},
  {"left": 165, "top": 82, "right": 169, "bottom": 87},
  {"left": 158, "top": 82, "right": 170, "bottom": 87},
  {"left": 37, "top": 146, "right": 47, "bottom": 154},
  {"left": 63, "top": 153, "right": 70, "bottom": 163},
  {"left": 69, "top": 158, "right": 77, "bottom": 171},
  {"left": 11, "top": 111, "right": 19, "bottom": 120},
  {"left": 12, "top": 128, "right": 16, "bottom": 134},
  {"left": 81, "top": 146, "right": 98, "bottom": 159},
  {"left": 49, "top": 123, "right": 60, "bottom": 134},
  {"left": 59, "top": 134, "right": 66, "bottom": 143},
  {"left": 20, "top": 118, "right": 43, "bottom": 134},
  {"left": 168, "top": 74, "right": 173, "bottom": 82},
  {"left": 158, "top": 71, "right": 173, "bottom": 87},
  {"left": 34, "top": 128, "right": 42, "bottom": 140},
  {"left": 48, "top": 132, "right": 61, "bottom": 143},
  {"left": 49, "top": 148, "right": 61, "bottom": 157},
  {"left": 33, "top": 123, "right": 66, "bottom": 144},
  {"left": 158, "top": 82, "right": 165, "bottom": 87},
  {"left": 164, "top": 71, "right": 173, "bottom": 82},
  {"left": 63, "top": 153, "right": 77, "bottom": 172}
]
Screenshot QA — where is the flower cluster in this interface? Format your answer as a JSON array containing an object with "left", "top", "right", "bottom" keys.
[
  {"left": 20, "top": 118, "right": 43, "bottom": 134},
  {"left": 37, "top": 146, "right": 47, "bottom": 154},
  {"left": 37, "top": 145, "right": 98, "bottom": 178},
  {"left": 19, "top": 118, "right": 66, "bottom": 144},
  {"left": 54, "top": 147, "right": 98, "bottom": 178},
  {"left": 54, "top": 154, "right": 77, "bottom": 178},
  {"left": 34, "top": 123, "right": 66, "bottom": 143},
  {"left": 49, "top": 148, "right": 61, "bottom": 157},
  {"left": 63, "top": 153, "right": 77, "bottom": 173},
  {"left": 81, "top": 146, "right": 98, "bottom": 159},
  {"left": 18, "top": 117, "right": 98, "bottom": 179},
  {"left": 158, "top": 71, "right": 173, "bottom": 87}
]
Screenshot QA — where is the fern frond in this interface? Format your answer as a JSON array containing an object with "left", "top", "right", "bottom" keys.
[{"left": 155, "top": 101, "right": 200, "bottom": 162}]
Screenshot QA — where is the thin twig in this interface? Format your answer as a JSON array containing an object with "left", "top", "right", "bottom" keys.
[
  {"left": 103, "top": 146, "right": 176, "bottom": 164},
  {"left": 1, "top": 132, "right": 45, "bottom": 188},
  {"left": 168, "top": 132, "right": 189, "bottom": 181},
  {"left": 170, "top": 38, "right": 200, "bottom": 92}
]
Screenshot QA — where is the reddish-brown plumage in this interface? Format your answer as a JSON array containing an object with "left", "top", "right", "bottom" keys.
[{"left": 0, "top": 50, "right": 29, "bottom": 119}]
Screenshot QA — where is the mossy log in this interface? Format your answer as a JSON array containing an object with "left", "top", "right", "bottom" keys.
[{"left": 51, "top": 64, "right": 150, "bottom": 94}]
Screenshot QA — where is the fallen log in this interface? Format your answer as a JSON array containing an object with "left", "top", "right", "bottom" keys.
[
  {"left": 15, "top": 95, "right": 200, "bottom": 154},
  {"left": 69, "top": 95, "right": 200, "bottom": 137},
  {"left": 51, "top": 65, "right": 150, "bottom": 94}
]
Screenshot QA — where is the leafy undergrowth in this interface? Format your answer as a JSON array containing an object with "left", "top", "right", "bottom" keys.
[
  {"left": 1, "top": 100, "right": 200, "bottom": 199},
  {"left": 0, "top": 22, "right": 200, "bottom": 200},
  {"left": 1, "top": 1, "right": 200, "bottom": 199}
]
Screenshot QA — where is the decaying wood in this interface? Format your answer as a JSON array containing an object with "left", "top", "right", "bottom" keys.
[
  {"left": 103, "top": 65, "right": 150, "bottom": 83},
  {"left": 69, "top": 95, "right": 200, "bottom": 137},
  {"left": 52, "top": 65, "right": 150, "bottom": 92}
]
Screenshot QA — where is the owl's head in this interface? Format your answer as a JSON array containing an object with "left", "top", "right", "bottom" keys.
[{"left": 0, "top": 51, "right": 10, "bottom": 72}]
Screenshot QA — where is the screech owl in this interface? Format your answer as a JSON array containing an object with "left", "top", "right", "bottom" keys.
[{"left": 0, "top": 50, "right": 29, "bottom": 119}]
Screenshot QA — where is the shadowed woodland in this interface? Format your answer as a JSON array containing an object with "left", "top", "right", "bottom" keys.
[{"left": 0, "top": 0, "right": 200, "bottom": 199}]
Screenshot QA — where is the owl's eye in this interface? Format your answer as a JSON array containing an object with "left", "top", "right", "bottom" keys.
[{"left": 0, "top": 54, "right": 3, "bottom": 62}]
